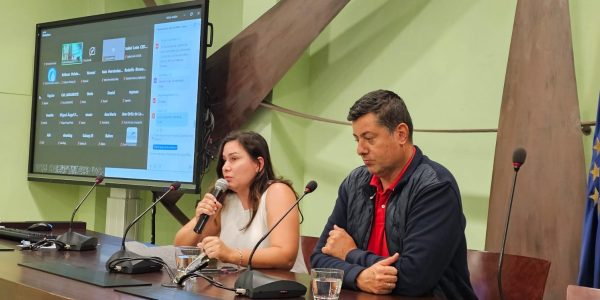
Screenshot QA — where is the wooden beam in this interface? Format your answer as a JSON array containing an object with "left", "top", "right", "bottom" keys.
[
  {"left": 205, "top": 0, "right": 349, "bottom": 146},
  {"left": 485, "top": 0, "right": 585, "bottom": 299},
  {"left": 162, "top": 0, "right": 347, "bottom": 221}
]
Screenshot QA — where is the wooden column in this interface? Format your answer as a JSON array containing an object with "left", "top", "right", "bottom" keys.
[{"left": 485, "top": 0, "right": 585, "bottom": 299}]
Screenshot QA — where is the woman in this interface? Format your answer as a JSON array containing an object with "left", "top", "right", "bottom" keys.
[{"left": 174, "top": 131, "right": 307, "bottom": 273}]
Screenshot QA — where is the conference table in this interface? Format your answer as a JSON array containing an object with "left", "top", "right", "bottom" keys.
[{"left": 0, "top": 225, "right": 433, "bottom": 299}]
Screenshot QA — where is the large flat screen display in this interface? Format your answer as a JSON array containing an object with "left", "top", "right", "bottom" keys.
[{"left": 28, "top": 1, "right": 209, "bottom": 192}]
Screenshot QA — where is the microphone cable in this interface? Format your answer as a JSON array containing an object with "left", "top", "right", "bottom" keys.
[
  {"left": 183, "top": 272, "right": 242, "bottom": 293},
  {"left": 106, "top": 255, "right": 169, "bottom": 274},
  {"left": 171, "top": 254, "right": 242, "bottom": 294},
  {"left": 107, "top": 256, "right": 183, "bottom": 287},
  {"left": 20, "top": 238, "right": 66, "bottom": 251}
]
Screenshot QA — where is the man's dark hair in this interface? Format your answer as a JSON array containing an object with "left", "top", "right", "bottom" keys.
[{"left": 347, "top": 89, "right": 413, "bottom": 141}]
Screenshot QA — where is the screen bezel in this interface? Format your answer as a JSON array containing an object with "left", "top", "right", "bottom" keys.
[{"left": 27, "top": 1, "right": 209, "bottom": 193}]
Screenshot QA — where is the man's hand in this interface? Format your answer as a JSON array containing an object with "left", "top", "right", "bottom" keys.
[
  {"left": 322, "top": 225, "right": 357, "bottom": 260},
  {"left": 356, "top": 253, "right": 399, "bottom": 294}
]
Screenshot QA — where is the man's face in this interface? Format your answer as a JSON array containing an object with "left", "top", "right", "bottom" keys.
[{"left": 352, "top": 113, "right": 408, "bottom": 181}]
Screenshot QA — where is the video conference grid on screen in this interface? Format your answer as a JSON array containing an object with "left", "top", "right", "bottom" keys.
[{"left": 32, "top": 7, "right": 203, "bottom": 183}]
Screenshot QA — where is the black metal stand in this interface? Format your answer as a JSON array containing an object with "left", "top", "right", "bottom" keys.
[{"left": 151, "top": 192, "right": 159, "bottom": 245}]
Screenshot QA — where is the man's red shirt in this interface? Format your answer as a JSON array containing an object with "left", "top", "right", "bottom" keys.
[{"left": 366, "top": 147, "right": 416, "bottom": 256}]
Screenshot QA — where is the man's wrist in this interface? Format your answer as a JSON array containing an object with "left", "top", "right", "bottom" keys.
[
  {"left": 343, "top": 247, "right": 358, "bottom": 261},
  {"left": 344, "top": 264, "right": 368, "bottom": 291},
  {"left": 345, "top": 248, "right": 363, "bottom": 264},
  {"left": 355, "top": 269, "right": 367, "bottom": 292}
]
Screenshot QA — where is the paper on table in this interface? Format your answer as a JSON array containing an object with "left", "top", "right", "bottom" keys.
[
  {"left": 124, "top": 241, "right": 242, "bottom": 272},
  {"left": 125, "top": 241, "right": 177, "bottom": 269}
]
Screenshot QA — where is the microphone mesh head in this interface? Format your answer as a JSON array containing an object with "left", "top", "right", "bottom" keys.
[
  {"left": 96, "top": 175, "right": 105, "bottom": 183},
  {"left": 305, "top": 180, "right": 318, "bottom": 193},
  {"left": 512, "top": 148, "right": 527, "bottom": 165},
  {"left": 215, "top": 178, "right": 229, "bottom": 191}
]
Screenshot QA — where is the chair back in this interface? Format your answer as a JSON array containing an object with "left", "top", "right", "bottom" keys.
[
  {"left": 301, "top": 236, "right": 319, "bottom": 270},
  {"left": 566, "top": 284, "right": 600, "bottom": 300},
  {"left": 467, "top": 249, "right": 550, "bottom": 300}
]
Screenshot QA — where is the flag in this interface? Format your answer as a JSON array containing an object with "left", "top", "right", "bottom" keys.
[{"left": 578, "top": 96, "right": 600, "bottom": 288}]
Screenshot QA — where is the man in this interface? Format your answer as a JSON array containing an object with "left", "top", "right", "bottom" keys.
[{"left": 311, "top": 90, "right": 476, "bottom": 299}]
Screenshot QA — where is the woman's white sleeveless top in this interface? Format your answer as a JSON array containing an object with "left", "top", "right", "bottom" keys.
[{"left": 219, "top": 191, "right": 308, "bottom": 273}]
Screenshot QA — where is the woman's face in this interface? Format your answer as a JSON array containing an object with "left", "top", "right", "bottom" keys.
[{"left": 221, "top": 140, "right": 262, "bottom": 193}]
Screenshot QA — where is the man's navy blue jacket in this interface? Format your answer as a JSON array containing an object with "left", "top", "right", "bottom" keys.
[{"left": 311, "top": 146, "right": 477, "bottom": 299}]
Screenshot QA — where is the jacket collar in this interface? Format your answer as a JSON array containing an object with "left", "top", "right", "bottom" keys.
[
  {"left": 395, "top": 145, "right": 423, "bottom": 190},
  {"left": 360, "top": 145, "right": 423, "bottom": 196}
]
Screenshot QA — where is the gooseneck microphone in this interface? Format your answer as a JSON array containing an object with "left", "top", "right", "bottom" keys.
[
  {"left": 193, "top": 178, "right": 229, "bottom": 234},
  {"left": 234, "top": 180, "right": 318, "bottom": 299},
  {"left": 497, "top": 148, "right": 527, "bottom": 300},
  {"left": 106, "top": 182, "right": 181, "bottom": 274},
  {"left": 56, "top": 175, "right": 104, "bottom": 251}
]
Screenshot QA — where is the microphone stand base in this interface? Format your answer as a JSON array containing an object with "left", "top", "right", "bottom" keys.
[
  {"left": 55, "top": 231, "right": 98, "bottom": 251},
  {"left": 234, "top": 269, "right": 307, "bottom": 298},
  {"left": 105, "top": 249, "right": 163, "bottom": 274}
]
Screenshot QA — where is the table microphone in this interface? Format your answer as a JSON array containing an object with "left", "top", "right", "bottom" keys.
[
  {"left": 56, "top": 175, "right": 104, "bottom": 251},
  {"left": 106, "top": 182, "right": 181, "bottom": 274},
  {"left": 497, "top": 148, "right": 526, "bottom": 300},
  {"left": 234, "top": 180, "right": 317, "bottom": 299},
  {"left": 194, "top": 178, "right": 229, "bottom": 233}
]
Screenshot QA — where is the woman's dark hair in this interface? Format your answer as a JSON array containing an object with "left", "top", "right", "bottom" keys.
[
  {"left": 215, "top": 131, "right": 295, "bottom": 230},
  {"left": 347, "top": 89, "right": 413, "bottom": 141}
]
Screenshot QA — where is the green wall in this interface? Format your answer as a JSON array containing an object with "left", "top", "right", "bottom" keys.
[
  {"left": 0, "top": 1, "right": 129, "bottom": 231},
  {"left": 301, "top": 0, "right": 516, "bottom": 250},
  {"left": 571, "top": 0, "right": 600, "bottom": 167},
  {"left": 1, "top": 0, "right": 599, "bottom": 252}
]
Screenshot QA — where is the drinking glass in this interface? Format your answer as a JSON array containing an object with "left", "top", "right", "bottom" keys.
[
  {"left": 311, "top": 268, "right": 343, "bottom": 300},
  {"left": 174, "top": 246, "right": 202, "bottom": 276}
]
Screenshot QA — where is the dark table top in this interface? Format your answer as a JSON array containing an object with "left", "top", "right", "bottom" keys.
[{"left": 0, "top": 228, "right": 431, "bottom": 299}]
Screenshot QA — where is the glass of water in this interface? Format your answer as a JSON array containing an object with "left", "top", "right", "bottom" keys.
[
  {"left": 174, "top": 246, "right": 202, "bottom": 276},
  {"left": 311, "top": 268, "right": 343, "bottom": 300}
]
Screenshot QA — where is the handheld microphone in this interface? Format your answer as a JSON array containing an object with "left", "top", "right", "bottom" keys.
[
  {"left": 193, "top": 178, "right": 229, "bottom": 234},
  {"left": 56, "top": 175, "right": 104, "bottom": 251},
  {"left": 497, "top": 148, "right": 526, "bottom": 300},
  {"left": 106, "top": 182, "right": 181, "bottom": 274},
  {"left": 234, "top": 180, "right": 317, "bottom": 299}
]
